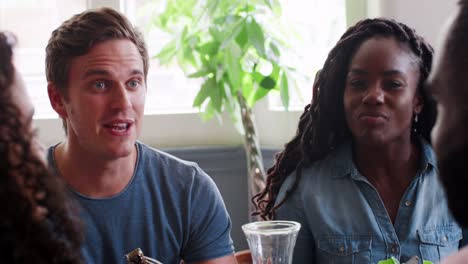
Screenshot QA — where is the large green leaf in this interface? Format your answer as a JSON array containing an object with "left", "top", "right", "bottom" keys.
[
  {"left": 197, "top": 41, "right": 220, "bottom": 55},
  {"left": 247, "top": 18, "right": 266, "bottom": 57},
  {"left": 251, "top": 62, "right": 279, "bottom": 89},
  {"left": 251, "top": 71, "right": 264, "bottom": 84},
  {"left": 193, "top": 77, "right": 216, "bottom": 107},
  {"left": 210, "top": 79, "right": 223, "bottom": 112},
  {"left": 209, "top": 26, "right": 224, "bottom": 42},
  {"left": 247, "top": 63, "right": 279, "bottom": 105},
  {"left": 200, "top": 100, "right": 216, "bottom": 121},
  {"left": 235, "top": 24, "right": 248, "bottom": 50},
  {"left": 268, "top": 63, "right": 281, "bottom": 89},
  {"left": 155, "top": 12, "right": 170, "bottom": 29},
  {"left": 242, "top": 3, "right": 257, "bottom": 13},
  {"left": 176, "top": 26, "right": 191, "bottom": 70},
  {"left": 188, "top": 68, "right": 211, "bottom": 78},
  {"left": 224, "top": 94, "right": 244, "bottom": 134},
  {"left": 259, "top": 76, "right": 276, "bottom": 89},
  {"left": 241, "top": 73, "right": 254, "bottom": 99},
  {"left": 154, "top": 40, "right": 177, "bottom": 64},
  {"left": 248, "top": 86, "right": 270, "bottom": 106},
  {"left": 179, "top": 0, "right": 198, "bottom": 17},
  {"left": 214, "top": 14, "right": 242, "bottom": 25},
  {"left": 183, "top": 44, "right": 197, "bottom": 67},
  {"left": 222, "top": 80, "right": 236, "bottom": 107},
  {"left": 269, "top": 41, "right": 280, "bottom": 60},
  {"left": 182, "top": 33, "right": 201, "bottom": 67},
  {"left": 224, "top": 43, "right": 242, "bottom": 93},
  {"left": 184, "top": 34, "right": 200, "bottom": 49},
  {"left": 220, "top": 17, "right": 246, "bottom": 50},
  {"left": 216, "top": 63, "right": 225, "bottom": 83},
  {"left": 206, "top": 0, "right": 221, "bottom": 17}
]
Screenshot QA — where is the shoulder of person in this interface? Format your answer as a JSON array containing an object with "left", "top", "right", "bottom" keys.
[
  {"left": 278, "top": 142, "right": 349, "bottom": 200},
  {"left": 301, "top": 141, "right": 352, "bottom": 181},
  {"left": 138, "top": 141, "right": 199, "bottom": 168},
  {"left": 137, "top": 141, "right": 213, "bottom": 184}
]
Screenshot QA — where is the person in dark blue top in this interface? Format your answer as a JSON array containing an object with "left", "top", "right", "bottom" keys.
[{"left": 253, "top": 18, "right": 467, "bottom": 263}]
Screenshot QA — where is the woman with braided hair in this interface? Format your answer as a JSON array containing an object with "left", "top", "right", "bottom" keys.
[
  {"left": 253, "top": 18, "right": 466, "bottom": 263},
  {"left": 0, "top": 31, "right": 83, "bottom": 263}
]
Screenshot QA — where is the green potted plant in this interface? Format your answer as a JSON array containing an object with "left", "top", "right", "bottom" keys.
[{"left": 144, "top": 0, "right": 295, "bottom": 215}]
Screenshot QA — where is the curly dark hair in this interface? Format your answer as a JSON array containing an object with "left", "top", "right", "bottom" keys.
[
  {"left": 0, "top": 32, "right": 83, "bottom": 263},
  {"left": 253, "top": 18, "right": 436, "bottom": 220}
]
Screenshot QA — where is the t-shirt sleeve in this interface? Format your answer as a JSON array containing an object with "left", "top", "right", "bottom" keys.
[{"left": 181, "top": 165, "right": 235, "bottom": 262}]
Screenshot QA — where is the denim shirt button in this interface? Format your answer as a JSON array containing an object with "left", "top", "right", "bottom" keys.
[
  {"left": 405, "top": 200, "right": 412, "bottom": 206},
  {"left": 391, "top": 246, "right": 397, "bottom": 253},
  {"left": 339, "top": 246, "right": 345, "bottom": 252}
]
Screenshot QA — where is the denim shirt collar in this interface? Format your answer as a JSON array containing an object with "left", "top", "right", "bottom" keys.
[{"left": 330, "top": 137, "right": 437, "bottom": 180}]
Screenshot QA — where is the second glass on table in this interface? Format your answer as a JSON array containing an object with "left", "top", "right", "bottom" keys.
[{"left": 242, "top": 220, "right": 301, "bottom": 264}]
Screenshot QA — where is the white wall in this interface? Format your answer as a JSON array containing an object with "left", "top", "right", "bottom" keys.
[
  {"left": 35, "top": 113, "right": 243, "bottom": 148},
  {"left": 36, "top": 101, "right": 302, "bottom": 148},
  {"left": 34, "top": 0, "right": 460, "bottom": 149},
  {"left": 370, "top": 0, "right": 459, "bottom": 46}
]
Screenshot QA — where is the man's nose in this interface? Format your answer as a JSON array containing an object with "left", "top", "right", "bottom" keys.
[{"left": 112, "top": 84, "right": 132, "bottom": 110}]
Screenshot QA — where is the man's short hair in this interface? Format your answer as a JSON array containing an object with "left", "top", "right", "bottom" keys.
[{"left": 45, "top": 7, "right": 149, "bottom": 98}]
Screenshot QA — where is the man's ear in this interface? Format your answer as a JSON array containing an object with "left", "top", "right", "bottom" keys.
[{"left": 47, "top": 83, "right": 68, "bottom": 118}]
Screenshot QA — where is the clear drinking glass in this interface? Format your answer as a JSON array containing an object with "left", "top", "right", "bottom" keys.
[{"left": 242, "top": 220, "right": 301, "bottom": 264}]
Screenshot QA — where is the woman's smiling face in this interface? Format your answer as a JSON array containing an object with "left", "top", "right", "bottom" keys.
[{"left": 344, "top": 36, "right": 423, "bottom": 146}]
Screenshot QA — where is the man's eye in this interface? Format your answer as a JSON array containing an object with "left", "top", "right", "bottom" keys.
[
  {"left": 128, "top": 80, "right": 140, "bottom": 89},
  {"left": 94, "top": 81, "right": 107, "bottom": 90}
]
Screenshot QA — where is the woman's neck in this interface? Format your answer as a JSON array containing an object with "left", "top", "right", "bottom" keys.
[
  {"left": 352, "top": 137, "right": 422, "bottom": 224},
  {"left": 353, "top": 137, "right": 420, "bottom": 183}
]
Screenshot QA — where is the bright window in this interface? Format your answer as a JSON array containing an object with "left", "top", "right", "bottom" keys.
[
  {"left": 0, "top": 0, "right": 87, "bottom": 118},
  {"left": 128, "top": 0, "right": 347, "bottom": 112},
  {"left": 268, "top": 0, "right": 346, "bottom": 110},
  {"left": 3, "top": 0, "right": 348, "bottom": 118}
]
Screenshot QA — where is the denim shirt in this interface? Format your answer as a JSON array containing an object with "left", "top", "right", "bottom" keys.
[{"left": 275, "top": 139, "right": 466, "bottom": 264}]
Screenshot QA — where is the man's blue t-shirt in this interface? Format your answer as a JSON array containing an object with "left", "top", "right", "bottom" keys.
[{"left": 48, "top": 142, "right": 234, "bottom": 264}]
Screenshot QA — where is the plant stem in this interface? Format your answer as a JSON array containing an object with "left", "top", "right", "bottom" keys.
[{"left": 237, "top": 91, "right": 266, "bottom": 221}]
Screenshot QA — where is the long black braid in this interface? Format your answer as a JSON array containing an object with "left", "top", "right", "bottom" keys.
[{"left": 253, "top": 18, "right": 436, "bottom": 220}]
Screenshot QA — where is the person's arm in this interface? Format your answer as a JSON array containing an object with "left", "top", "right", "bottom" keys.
[{"left": 181, "top": 165, "right": 235, "bottom": 263}]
